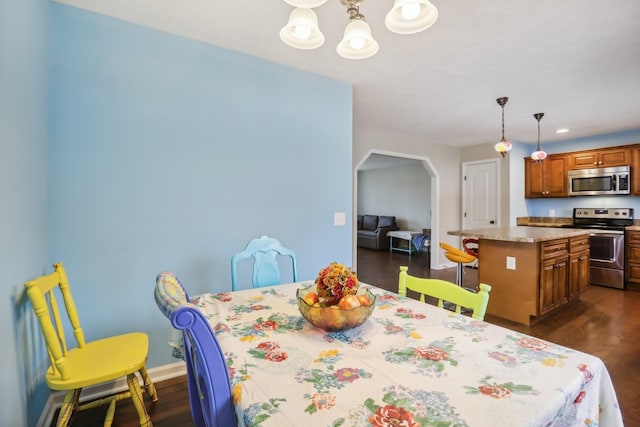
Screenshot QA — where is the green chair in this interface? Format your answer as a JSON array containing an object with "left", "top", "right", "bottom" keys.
[{"left": 398, "top": 266, "right": 492, "bottom": 321}]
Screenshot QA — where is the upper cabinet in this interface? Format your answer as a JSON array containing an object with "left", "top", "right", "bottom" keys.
[
  {"left": 569, "top": 147, "right": 631, "bottom": 169},
  {"left": 525, "top": 154, "right": 568, "bottom": 198},
  {"left": 524, "top": 143, "right": 639, "bottom": 199},
  {"left": 632, "top": 146, "right": 640, "bottom": 196}
]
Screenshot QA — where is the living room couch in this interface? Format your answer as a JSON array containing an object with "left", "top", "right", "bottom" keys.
[{"left": 357, "top": 215, "right": 398, "bottom": 250}]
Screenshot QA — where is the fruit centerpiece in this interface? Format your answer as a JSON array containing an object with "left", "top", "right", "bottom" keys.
[{"left": 298, "top": 262, "right": 376, "bottom": 332}]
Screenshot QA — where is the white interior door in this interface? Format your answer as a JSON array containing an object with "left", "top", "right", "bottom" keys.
[{"left": 462, "top": 159, "right": 499, "bottom": 229}]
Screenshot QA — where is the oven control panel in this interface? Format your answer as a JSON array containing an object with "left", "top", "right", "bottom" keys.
[{"left": 574, "top": 208, "right": 634, "bottom": 219}]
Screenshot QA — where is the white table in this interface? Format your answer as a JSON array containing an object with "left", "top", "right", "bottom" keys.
[
  {"left": 172, "top": 282, "right": 623, "bottom": 427},
  {"left": 387, "top": 230, "right": 430, "bottom": 256}
]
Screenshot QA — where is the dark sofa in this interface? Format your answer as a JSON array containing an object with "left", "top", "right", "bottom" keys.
[{"left": 357, "top": 215, "right": 398, "bottom": 250}]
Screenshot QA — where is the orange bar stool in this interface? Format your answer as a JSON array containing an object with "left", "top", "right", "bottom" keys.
[{"left": 439, "top": 242, "right": 477, "bottom": 289}]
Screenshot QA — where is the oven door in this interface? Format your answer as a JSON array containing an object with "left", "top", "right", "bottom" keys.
[{"left": 589, "top": 232, "right": 624, "bottom": 269}]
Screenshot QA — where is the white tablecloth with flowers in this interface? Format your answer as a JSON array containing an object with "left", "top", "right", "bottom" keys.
[{"left": 170, "top": 282, "right": 623, "bottom": 427}]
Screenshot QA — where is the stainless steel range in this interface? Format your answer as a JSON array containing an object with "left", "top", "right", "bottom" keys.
[{"left": 568, "top": 208, "right": 634, "bottom": 289}]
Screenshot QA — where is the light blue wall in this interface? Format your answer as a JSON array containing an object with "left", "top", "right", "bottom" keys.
[
  {"left": 3, "top": 2, "right": 352, "bottom": 424},
  {"left": 0, "top": 0, "right": 50, "bottom": 425},
  {"left": 521, "top": 129, "right": 640, "bottom": 217},
  {"left": 49, "top": 4, "right": 352, "bottom": 368}
]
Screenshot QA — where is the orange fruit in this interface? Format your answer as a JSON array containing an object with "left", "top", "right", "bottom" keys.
[
  {"left": 303, "top": 291, "right": 319, "bottom": 306},
  {"left": 356, "top": 294, "right": 371, "bottom": 306},
  {"left": 338, "top": 295, "right": 361, "bottom": 310}
]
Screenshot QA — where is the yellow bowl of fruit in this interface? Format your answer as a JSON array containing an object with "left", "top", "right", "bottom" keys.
[{"left": 297, "top": 287, "right": 376, "bottom": 332}]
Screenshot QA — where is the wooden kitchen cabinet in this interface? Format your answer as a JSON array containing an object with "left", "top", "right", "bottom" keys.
[
  {"left": 539, "top": 239, "right": 569, "bottom": 315},
  {"left": 631, "top": 147, "right": 640, "bottom": 195},
  {"left": 625, "top": 230, "right": 640, "bottom": 286},
  {"left": 524, "top": 154, "right": 567, "bottom": 198},
  {"left": 569, "top": 147, "right": 630, "bottom": 169},
  {"left": 568, "top": 235, "right": 590, "bottom": 300},
  {"left": 475, "top": 231, "right": 590, "bottom": 325}
]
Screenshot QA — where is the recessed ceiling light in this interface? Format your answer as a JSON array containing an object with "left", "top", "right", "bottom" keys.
[{"left": 556, "top": 128, "right": 570, "bottom": 134}]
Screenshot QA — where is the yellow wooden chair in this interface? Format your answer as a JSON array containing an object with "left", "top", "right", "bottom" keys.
[
  {"left": 24, "top": 263, "right": 158, "bottom": 427},
  {"left": 398, "top": 266, "right": 492, "bottom": 321}
]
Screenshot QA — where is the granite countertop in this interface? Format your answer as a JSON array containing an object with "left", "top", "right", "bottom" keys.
[{"left": 447, "top": 226, "right": 590, "bottom": 243}]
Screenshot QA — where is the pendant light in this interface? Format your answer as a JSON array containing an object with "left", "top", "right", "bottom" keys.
[
  {"left": 531, "top": 113, "right": 547, "bottom": 162},
  {"left": 494, "top": 97, "right": 512, "bottom": 158}
]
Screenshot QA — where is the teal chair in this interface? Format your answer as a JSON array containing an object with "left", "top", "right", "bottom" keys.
[
  {"left": 398, "top": 266, "right": 492, "bottom": 321},
  {"left": 231, "top": 235, "right": 298, "bottom": 291}
]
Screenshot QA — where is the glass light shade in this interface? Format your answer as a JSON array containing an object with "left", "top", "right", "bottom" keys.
[
  {"left": 494, "top": 140, "right": 512, "bottom": 157},
  {"left": 385, "top": 0, "right": 438, "bottom": 34},
  {"left": 337, "top": 19, "right": 379, "bottom": 59},
  {"left": 531, "top": 150, "right": 548, "bottom": 162},
  {"left": 280, "top": 8, "right": 325, "bottom": 50},
  {"left": 284, "top": 0, "right": 328, "bottom": 7}
]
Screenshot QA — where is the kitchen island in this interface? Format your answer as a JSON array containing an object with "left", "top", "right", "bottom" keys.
[{"left": 448, "top": 226, "right": 590, "bottom": 325}]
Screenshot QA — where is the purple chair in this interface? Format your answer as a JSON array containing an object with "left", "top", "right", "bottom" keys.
[{"left": 154, "top": 271, "right": 236, "bottom": 427}]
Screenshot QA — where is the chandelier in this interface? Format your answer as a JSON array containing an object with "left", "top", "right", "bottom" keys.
[
  {"left": 280, "top": 0, "right": 439, "bottom": 60},
  {"left": 494, "top": 97, "right": 512, "bottom": 158}
]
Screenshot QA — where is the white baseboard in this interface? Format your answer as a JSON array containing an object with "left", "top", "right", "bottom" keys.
[{"left": 37, "top": 361, "right": 186, "bottom": 427}]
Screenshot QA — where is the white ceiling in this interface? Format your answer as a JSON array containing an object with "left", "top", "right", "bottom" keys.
[{"left": 55, "top": 0, "right": 640, "bottom": 148}]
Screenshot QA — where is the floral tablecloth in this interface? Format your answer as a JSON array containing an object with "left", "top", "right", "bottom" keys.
[{"left": 170, "top": 282, "right": 623, "bottom": 427}]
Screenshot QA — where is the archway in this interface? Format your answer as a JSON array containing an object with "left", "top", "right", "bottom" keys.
[{"left": 353, "top": 149, "right": 440, "bottom": 272}]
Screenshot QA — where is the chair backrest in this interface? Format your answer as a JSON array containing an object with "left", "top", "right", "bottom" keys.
[
  {"left": 230, "top": 235, "right": 298, "bottom": 291},
  {"left": 154, "top": 271, "right": 236, "bottom": 427},
  {"left": 24, "top": 262, "right": 85, "bottom": 381},
  {"left": 398, "top": 266, "right": 492, "bottom": 321}
]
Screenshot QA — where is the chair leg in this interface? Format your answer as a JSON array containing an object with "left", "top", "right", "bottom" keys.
[
  {"left": 139, "top": 366, "right": 158, "bottom": 402},
  {"left": 56, "top": 389, "right": 81, "bottom": 427},
  {"left": 126, "top": 373, "right": 153, "bottom": 427}
]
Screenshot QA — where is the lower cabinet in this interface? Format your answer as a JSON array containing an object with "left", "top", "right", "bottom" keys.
[
  {"left": 479, "top": 235, "right": 590, "bottom": 325},
  {"left": 539, "top": 239, "right": 569, "bottom": 315},
  {"left": 568, "top": 235, "right": 590, "bottom": 300},
  {"left": 539, "top": 235, "right": 589, "bottom": 315},
  {"left": 625, "top": 230, "right": 640, "bottom": 286}
]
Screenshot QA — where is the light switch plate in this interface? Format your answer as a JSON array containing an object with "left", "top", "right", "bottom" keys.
[
  {"left": 506, "top": 256, "right": 516, "bottom": 270},
  {"left": 334, "top": 212, "right": 346, "bottom": 226}
]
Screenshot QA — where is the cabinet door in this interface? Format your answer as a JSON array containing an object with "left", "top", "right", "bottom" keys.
[
  {"left": 599, "top": 148, "right": 630, "bottom": 167},
  {"left": 570, "top": 147, "right": 631, "bottom": 169},
  {"left": 524, "top": 159, "right": 545, "bottom": 198},
  {"left": 540, "top": 256, "right": 568, "bottom": 314},
  {"left": 524, "top": 155, "right": 567, "bottom": 198},
  {"left": 632, "top": 148, "right": 640, "bottom": 195},
  {"left": 546, "top": 155, "right": 567, "bottom": 197},
  {"left": 570, "top": 152, "right": 599, "bottom": 169},
  {"left": 625, "top": 231, "right": 640, "bottom": 285},
  {"left": 569, "top": 250, "right": 589, "bottom": 300}
]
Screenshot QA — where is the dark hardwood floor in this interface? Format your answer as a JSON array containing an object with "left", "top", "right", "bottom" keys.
[{"left": 56, "top": 247, "right": 640, "bottom": 426}]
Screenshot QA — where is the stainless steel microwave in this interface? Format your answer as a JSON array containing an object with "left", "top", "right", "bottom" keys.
[{"left": 567, "top": 166, "right": 630, "bottom": 196}]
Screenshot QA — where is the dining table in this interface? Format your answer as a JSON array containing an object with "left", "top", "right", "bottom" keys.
[{"left": 168, "top": 281, "right": 623, "bottom": 427}]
